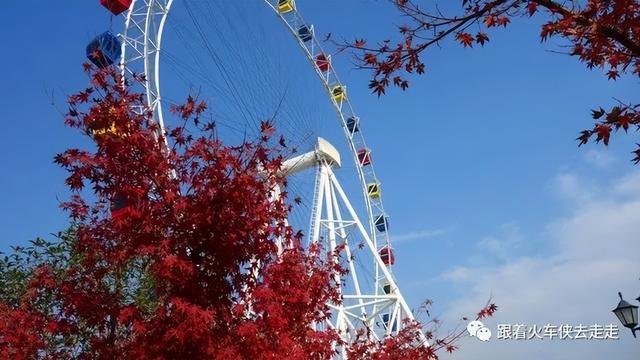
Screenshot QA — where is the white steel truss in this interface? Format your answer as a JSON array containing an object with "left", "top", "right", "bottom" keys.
[
  {"left": 282, "top": 139, "right": 427, "bottom": 350},
  {"left": 120, "top": 0, "right": 173, "bottom": 137}
]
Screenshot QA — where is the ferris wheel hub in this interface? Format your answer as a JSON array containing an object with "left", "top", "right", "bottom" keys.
[{"left": 280, "top": 137, "right": 341, "bottom": 176}]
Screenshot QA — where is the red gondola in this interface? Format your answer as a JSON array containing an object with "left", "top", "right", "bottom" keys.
[
  {"left": 379, "top": 246, "right": 395, "bottom": 266},
  {"left": 315, "top": 53, "right": 330, "bottom": 72},
  {"left": 100, "top": 0, "right": 132, "bottom": 16},
  {"left": 357, "top": 148, "right": 371, "bottom": 166}
]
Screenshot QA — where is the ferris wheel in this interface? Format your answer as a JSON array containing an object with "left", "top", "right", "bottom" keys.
[{"left": 89, "top": 0, "right": 427, "bottom": 351}]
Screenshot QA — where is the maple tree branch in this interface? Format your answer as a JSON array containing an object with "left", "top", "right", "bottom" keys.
[
  {"left": 401, "top": 0, "right": 511, "bottom": 59},
  {"left": 533, "top": 0, "right": 640, "bottom": 57}
]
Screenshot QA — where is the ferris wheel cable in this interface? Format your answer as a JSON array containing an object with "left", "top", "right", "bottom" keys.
[
  {"left": 144, "top": 65, "right": 300, "bottom": 148},
  {"left": 129, "top": 60, "right": 253, "bottom": 137},
  {"left": 182, "top": 1, "right": 260, "bottom": 134},
  {"left": 189, "top": 12, "right": 265, "bottom": 124},
  {"left": 200, "top": 11, "right": 318, "bottom": 140},
  {"left": 190, "top": 0, "right": 319, "bottom": 139},
  {"left": 163, "top": 29, "right": 276, "bottom": 141},
  {"left": 164, "top": 51, "right": 319, "bottom": 212},
  {"left": 206, "top": 19, "right": 302, "bottom": 136},
  {"left": 161, "top": 33, "right": 218, "bottom": 88},
  {"left": 168, "top": 15, "right": 317, "bottom": 145},
  {"left": 160, "top": 56, "right": 244, "bottom": 131}
]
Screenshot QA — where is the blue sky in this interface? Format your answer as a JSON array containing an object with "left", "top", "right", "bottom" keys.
[{"left": 0, "top": 1, "right": 638, "bottom": 358}]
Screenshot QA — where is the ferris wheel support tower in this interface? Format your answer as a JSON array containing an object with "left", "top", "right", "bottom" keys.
[{"left": 280, "top": 138, "right": 423, "bottom": 345}]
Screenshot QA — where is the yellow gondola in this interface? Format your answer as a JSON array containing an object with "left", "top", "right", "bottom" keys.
[
  {"left": 277, "top": 0, "right": 295, "bottom": 13},
  {"left": 367, "top": 182, "right": 381, "bottom": 199},
  {"left": 92, "top": 122, "right": 120, "bottom": 137},
  {"left": 331, "top": 85, "right": 346, "bottom": 102},
  {"left": 91, "top": 106, "right": 124, "bottom": 137}
]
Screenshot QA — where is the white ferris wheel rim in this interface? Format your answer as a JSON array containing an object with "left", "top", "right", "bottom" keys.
[{"left": 114, "top": 0, "right": 425, "bottom": 346}]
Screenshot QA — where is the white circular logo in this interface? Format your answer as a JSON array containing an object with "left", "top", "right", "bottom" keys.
[{"left": 467, "top": 320, "right": 484, "bottom": 337}]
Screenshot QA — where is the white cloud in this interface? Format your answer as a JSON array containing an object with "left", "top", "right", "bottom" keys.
[
  {"left": 476, "top": 223, "right": 523, "bottom": 261},
  {"left": 614, "top": 171, "right": 640, "bottom": 197},
  {"left": 584, "top": 149, "right": 616, "bottom": 169},
  {"left": 392, "top": 228, "right": 449, "bottom": 243},
  {"left": 552, "top": 172, "right": 595, "bottom": 204},
  {"left": 439, "top": 171, "right": 640, "bottom": 359}
]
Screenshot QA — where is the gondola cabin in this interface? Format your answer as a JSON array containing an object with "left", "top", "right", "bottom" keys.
[
  {"left": 100, "top": 0, "right": 132, "bottom": 15},
  {"left": 111, "top": 194, "right": 134, "bottom": 219},
  {"left": 91, "top": 122, "right": 119, "bottom": 137},
  {"left": 379, "top": 246, "right": 395, "bottom": 266},
  {"left": 298, "top": 25, "right": 313, "bottom": 42},
  {"left": 110, "top": 189, "right": 144, "bottom": 219},
  {"left": 86, "top": 31, "right": 122, "bottom": 69},
  {"left": 91, "top": 106, "right": 126, "bottom": 138},
  {"left": 331, "top": 85, "right": 346, "bottom": 102},
  {"left": 381, "top": 313, "right": 398, "bottom": 332},
  {"left": 357, "top": 148, "right": 371, "bottom": 166},
  {"left": 367, "top": 182, "right": 381, "bottom": 199},
  {"left": 375, "top": 214, "right": 388, "bottom": 232},
  {"left": 382, "top": 282, "right": 392, "bottom": 294},
  {"left": 277, "top": 0, "right": 295, "bottom": 13},
  {"left": 346, "top": 117, "right": 359, "bottom": 134},
  {"left": 315, "top": 53, "right": 330, "bottom": 72}
]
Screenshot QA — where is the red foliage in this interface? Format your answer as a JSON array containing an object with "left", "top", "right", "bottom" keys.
[
  {"left": 1, "top": 65, "right": 498, "bottom": 358},
  {"left": 477, "top": 303, "right": 499, "bottom": 319},
  {"left": 455, "top": 32, "right": 475, "bottom": 48},
  {"left": 0, "top": 304, "right": 45, "bottom": 360},
  {"left": 1, "top": 65, "right": 348, "bottom": 358},
  {"left": 0, "top": 64, "right": 500, "bottom": 358},
  {"left": 347, "top": 321, "right": 436, "bottom": 359}
]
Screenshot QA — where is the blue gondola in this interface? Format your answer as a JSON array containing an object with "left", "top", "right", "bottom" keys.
[
  {"left": 110, "top": 194, "right": 129, "bottom": 219},
  {"left": 381, "top": 313, "right": 398, "bottom": 332},
  {"left": 375, "top": 214, "right": 388, "bottom": 232},
  {"left": 346, "top": 117, "right": 359, "bottom": 133},
  {"left": 298, "top": 25, "right": 313, "bottom": 42},
  {"left": 86, "top": 31, "right": 121, "bottom": 68},
  {"left": 382, "top": 283, "right": 391, "bottom": 294}
]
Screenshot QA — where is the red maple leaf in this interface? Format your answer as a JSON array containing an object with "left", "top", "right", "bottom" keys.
[
  {"left": 476, "top": 32, "right": 490, "bottom": 46},
  {"left": 354, "top": 39, "right": 366, "bottom": 48},
  {"left": 456, "top": 32, "right": 474, "bottom": 48}
]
